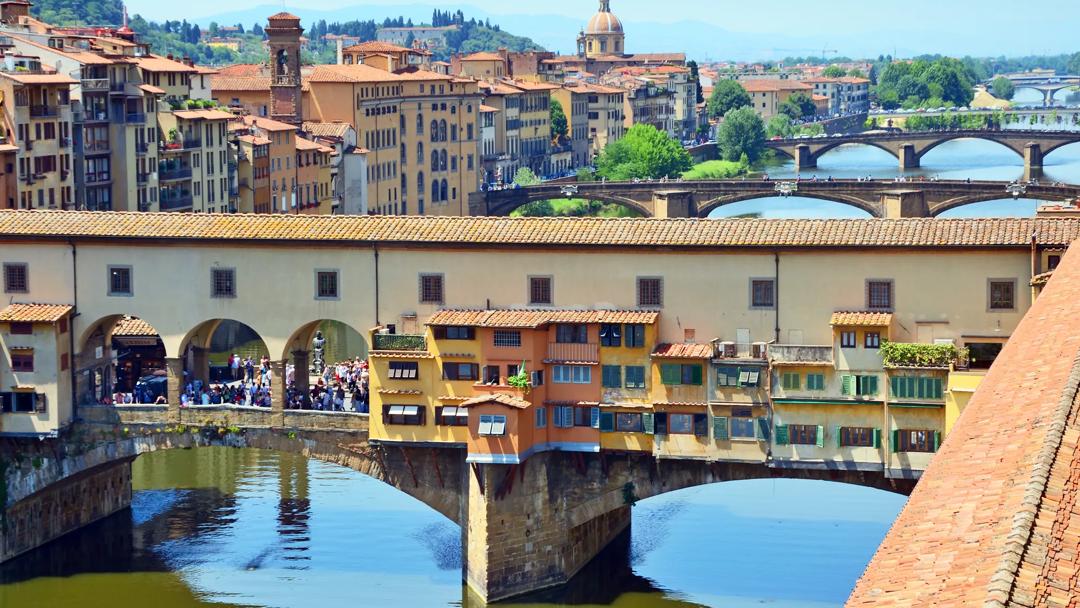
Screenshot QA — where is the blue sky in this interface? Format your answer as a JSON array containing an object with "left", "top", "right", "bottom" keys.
[{"left": 124, "top": 0, "right": 1080, "bottom": 60}]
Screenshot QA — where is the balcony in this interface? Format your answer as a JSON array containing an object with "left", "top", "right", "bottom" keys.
[
  {"left": 768, "top": 344, "right": 834, "bottom": 366},
  {"left": 59, "top": 137, "right": 71, "bottom": 148},
  {"left": 546, "top": 342, "right": 599, "bottom": 364},
  {"left": 84, "top": 141, "right": 110, "bottom": 155},
  {"left": 158, "top": 167, "right": 192, "bottom": 181},
  {"left": 109, "top": 81, "right": 127, "bottom": 94},
  {"left": 29, "top": 105, "right": 59, "bottom": 118},
  {"left": 85, "top": 171, "right": 111, "bottom": 185},
  {"left": 83, "top": 110, "right": 110, "bottom": 123},
  {"left": 135, "top": 142, "right": 149, "bottom": 155},
  {"left": 372, "top": 333, "right": 427, "bottom": 352},
  {"left": 159, "top": 195, "right": 193, "bottom": 211},
  {"left": 136, "top": 173, "right": 150, "bottom": 185},
  {"left": 162, "top": 138, "right": 202, "bottom": 152},
  {"left": 81, "top": 78, "right": 110, "bottom": 92},
  {"left": 126, "top": 112, "right": 146, "bottom": 124},
  {"left": 881, "top": 342, "right": 968, "bottom": 370}
]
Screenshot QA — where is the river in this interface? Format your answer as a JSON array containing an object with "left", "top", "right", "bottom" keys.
[{"left": 0, "top": 448, "right": 906, "bottom": 608}]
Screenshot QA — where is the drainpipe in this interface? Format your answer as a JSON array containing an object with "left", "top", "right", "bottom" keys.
[
  {"left": 1030, "top": 231, "right": 1039, "bottom": 302},
  {"left": 373, "top": 244, "right": 380, "bottom": 326},
  {"left": 774, "top": 252, "right": 781, "bottom": 343},
  {"left": 67, "top": 239, "right": 79, "bottom": 420}
]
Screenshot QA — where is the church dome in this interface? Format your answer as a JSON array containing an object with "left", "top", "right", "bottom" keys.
[{"left": 586, "top": 0, "right": 623, "bottom": 34}]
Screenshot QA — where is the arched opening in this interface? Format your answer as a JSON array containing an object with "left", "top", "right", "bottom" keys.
[
  {"left": 1041, "top": 140, "right": 1080, "bottom": 183},
  {"left": 281, "top": 319, "right": 369, "bottom": 412},
  {"left": 76, "top": 315, "right": 165, "bottom": 405},
  {"left": 705, "top": 195, "right": 875, "bottom": 219},
  {"left": 936, "top": 198, "right": 1040, "bottom": 218},
  {"left": 179, "top": 319, "right": 270, "bottom": 406}
]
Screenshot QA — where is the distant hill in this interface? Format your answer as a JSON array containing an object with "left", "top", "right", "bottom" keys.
[{"left": 31, "top": 0, "right": 123, "bottom": 26}]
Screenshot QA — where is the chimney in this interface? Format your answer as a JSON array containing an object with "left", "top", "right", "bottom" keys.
[
  {"left": 336, "top": 38, "right": 343, "bottom": 65},
  {"left": 166, "top": 53, "right": 173, "bottom": 60}
]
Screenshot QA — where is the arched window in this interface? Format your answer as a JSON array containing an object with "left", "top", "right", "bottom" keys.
[
  {"left": 430, "top": 120, "right": 438, "bottom": 142},
  {"left": 417, "top": 141, "right": 424, "bottom": 164},
  {"left": 439, "top": 120, "right": 447, "bottom": 142},
  {"left": 451, "top": 155, "right": 457, "bottom": 172},
  {"left": 451, "top": 125, "right": 458, "bottom": 141},
  {"left": 431, "top": 150, "right": 439, "bottom": 172},
  {"left": 431, "top": 179, "right": 440, "bottom": 201},
  {"left": 440, "top": 179, "right": 448, "bottom": 202},
  {"left": 440, "top": 150, "right": 447, "bottom": 171},
  {"left": 451, "top": 105, "right": 456, "bottom": 115},
  {"left": 417, "top": 113, "right": 424, "bottom": 134},
  {"left": 418, "top": 172, "right": 425, "bottom": 198}
]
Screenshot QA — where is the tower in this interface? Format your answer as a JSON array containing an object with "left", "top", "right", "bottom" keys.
[
  {"left": 578, "top": 0, "right": 625, "bottom": 59},
  {"left": 266, "top": 12, "right": 303, "bottom": 126}
]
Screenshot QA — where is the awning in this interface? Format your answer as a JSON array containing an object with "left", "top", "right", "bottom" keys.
[
  {"left": 442, "top": 406, "right": 469, "bottom": 418},
  {"left": 388, "top": 405, "right": 419, "bottom": 416}
]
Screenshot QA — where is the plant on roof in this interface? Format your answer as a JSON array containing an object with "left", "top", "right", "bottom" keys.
[
  {"left": 880, "top": 341, "right": 968, "bottom": 369},
  {"left": 507, "top": 361, "right": 530, "bottom": 393}
]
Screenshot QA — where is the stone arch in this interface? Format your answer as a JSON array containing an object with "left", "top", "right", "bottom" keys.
[
  {"left": 75, "top": 315, "right": 165, "bottom": 405},
  {"left": 809, "top": 140, "right": 903, "bottom": 164},
  {"left": 178, "top": 319, "right": 271, "bottom": 387},
  {"left": 1040, "top": 139, "right": 1080, "bottom": 158},
  {"left": 927, "top": 192, "right": 1059, "bottom": 217},
  {"left": 487, "top": 189, "right": 654, "bottom": 217},
  {"left": 697, "top": 191, "right": 883, "bottom": 218},
  {"left": 913, "top": 135, "right": 1027, "bottom": 162}
]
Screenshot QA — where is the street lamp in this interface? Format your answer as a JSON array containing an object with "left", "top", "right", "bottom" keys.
[
  {"left": 560, "top": 185, "right": 579, "bottom": 198},
  {"left": 774, "top": 181, "right": 799, "bottom": 197},
  {"left": 1005, "top": 182, "right": 1027, "bottom": 199}
]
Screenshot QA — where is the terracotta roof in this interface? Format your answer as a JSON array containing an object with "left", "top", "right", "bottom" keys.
[
  {"left": 0, "top": 143, "right": 19, "bottom": 153},
  {"left": 112, "top": 316, "right": 158, "bottom": 336},
  {"left": 502, "top": 79, "right": 558, "bottom": 91},
  {"left": 302, "top": 121, "right": 351, "bottom": 139},
  {"left": 237, "top": 134, "right": 271, "bottom": 146},
  {"left": 849, "top": 232, "right": 1080, "bottom": 607},
  {"left": 829, "top": 311, "right": 893, "bottom": 327},
  {"left": 172, "top": 109, "right": 234, "bottom": 121},
  {"left": 135, "top": 55, "right": 197, "bottom": 73},
  {"left": 268, "top": 11, "right": 300, "bottom": 21},
  {"left": 368, "top": 351, "right": 435, "bottom": 359},
  {"left": 377, "top": 388, "right": 423, "bottom": 395},
  {"left": 7, "top": 34, "right": 114, "bottom": 65},
  {"left": 427, "top": 309, "right": 659, "bottom": 328},
  {"left": 294, "top": 136, "right": 327, "bottom": 152},
  {"left": 651, "top": 343, "right": 714, "bottom": 359},
  {"left": 461, "top": 52, "right": 503, "bottom": 61},
  {"left": 216, "top": 63, "right": 265, "bottom": 77},
  {"left": 243, "top": 115, "right": 296, "bottom": 132},
  {"left": 479, "top": 105, "right": 499, "bottom": 113},
  {"left": 343, "top": 41, "right": 413, "bottom": 54},
  {"left": 460, "top": 393, "right": 531, "bottom": 409},
  {"left": 740, "top": 79, "right": 813, "bottom": 93},
  {"left": 138, "top": 84, "right": 166, "bottom": 95},
  {"left": 308, "top": 64, "right": 402, "bottom": 84},
  {"left": 0, "top": 72, "right": 76, "bottom": 85},
  {"left": 0, "top": 303, "right": 72, "bottom": 323},
  {"left": 3, "top": 214, "right": 1080, "bottom": 250},
  {"left": 211, "top": 75, "right": 310, "bottom": 92}
]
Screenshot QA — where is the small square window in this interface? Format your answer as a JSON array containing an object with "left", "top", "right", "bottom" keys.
[
  {"left": 865, "top": 332, "right": 881, "bottom": 349},
  {"left": 750, "top": 278, "right": 775, "bottom": 309},
  {"left": 3, "top": 263, "right": 28, "bottom": 293},
  {"left": 493, "top": 330, "right": 522, "bottom": 347},
  {"left": 637, "top": 277, "right": 663, "bottom": 308},
  {"left": 867, "top": 280, "right": 894, "bottom": 310},
  {"left": 841, "top": 331, "right": 857, "bottom": 348},
  {"left": 211, "top": 268, "right": 236, "bottom": 298},
  {"left": 316, "top": 270, "right": 339, "bottom": 299},
  {"left": 529, "top": 276, "right": 552, "bottom": 305},
  {"left": 988, "top": 279, "right": 1016, "bottom": 311},
  {"left": 11, "top": 352, "right": 34, "bottom": 372},
  {"left": 419, "top": 273, "right": 444, "bottom": 304},
  {"left": 9, "top": 322, "right": 32, "bottom": 335},
  {"left": 108, "top": 265, "right": 132, "bottom": 296}
]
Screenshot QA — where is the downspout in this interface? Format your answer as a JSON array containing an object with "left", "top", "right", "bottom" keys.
[
  {"left": 67, "top": 239, "right": 78, "bottom": 420},
  {"left": 774, "top": 252, "right": 781, "bottom": 343},
  {"left": 1031, "top": 231, "right": 1039, "bottom": 303},
  {"left": 373, "top": 243, "right": 380, "bottom": 326}
]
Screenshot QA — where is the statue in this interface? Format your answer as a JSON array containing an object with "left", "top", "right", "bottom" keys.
[{"left": 311, "top": 331, "right": 326, "bottom": 375}]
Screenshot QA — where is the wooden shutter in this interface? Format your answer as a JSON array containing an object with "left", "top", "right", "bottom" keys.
[
  {"left": 933, "top": 431, "right": 941, "bottom": 452},
  {"left": 890, "top": 376, "right": 899, "bottom": 398},
  {"left": 815, "top": 425, "right": 825, "bottom": 448},
  {"left": 590, "top": 407, "right": 600, "bottom": 429},
  {"left": 690, "top": 365, "right": 703, "bottom": 386},
  {"left": 660, "top": 364, "right": 679, "bottom": 385},
  {"left": 713, "top": 416, "right": 729, "bottom": 441},
  {"left": 755, "top": 417, "right": 770, "bottom": 441},
  {"left": 873, "top": 428, "right": 882, "bottom": 449},
  {"left": 34, "top": 392, "right": 46, "bottom": 413},
  {"left": 891, "top": 429, "right": 900, "bottom": 453},
  {"left": 835, "top": 425, "right": 843, "bottom": 448},
  {"left": 866, "top": 375, "right": 878, "bottom": 396},
  {"left": 599, "top": 412, "right": 615, "bottom": 432},
  {"left": 774, "top": 424, "right": 789, "bottom": 445},
  {"left": 432, "top": 326, "right": 447, "bottom": 340},
  {"left": 642, "top": 412, "right": 655, "bottom": 434},
  {"left": 841, "top": 375, "right": 855, "bottom": 396}
]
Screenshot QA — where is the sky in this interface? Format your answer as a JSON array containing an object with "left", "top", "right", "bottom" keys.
[{"left": 122, "top": 0, "right": 1080, "bottom": 61}]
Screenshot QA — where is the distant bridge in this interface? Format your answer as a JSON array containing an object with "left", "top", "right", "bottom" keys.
[
  {"left": 764, "top": 129, "right": 1080, "bottom": 173},
  {"left": 991, "top": 73, "right": 1080, "bottom": 105},
  {"left": 471, "top": 179, "right": 1080, "bottom": 219}
]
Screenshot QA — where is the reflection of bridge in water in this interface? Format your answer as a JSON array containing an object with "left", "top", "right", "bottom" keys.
[{"left": 471, "top": 178, "right": 1080, "bottom": 218}]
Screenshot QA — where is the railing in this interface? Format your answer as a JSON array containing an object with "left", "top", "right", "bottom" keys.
[
  {"left": 273, "top": 74, "right": 299, "bottom": 86},
  {"left": 109, "top": 82, "right": 127, "bottom": 93},
  {"left": 881, "top": 342, "right": 968, "bottom": 369},
  {"left": 59, "top": 137, "right": 71, "bottom": 148},
  {"left": 768, "top": 344, "right": 834, "bottom": 365},
  {"left": 159, "top": 195, "right": 193, "bottom": 210},
  {"left": 546, "top": 342, "right": 600, "bottom": 363},
  {"left": 136, "top": 173, "right": 150, "bottom": 185},
  {"left": 372, "top": 334, "right": 427, "bottom": 351},
  {"left": 135, "top": 142, "right": 149, "bottom": 155},
  {"left": 81, "top": 78, "right": 109, "bottom": 92},
  {"left": 161, "top": 139, "right": 201, "bottom": 151},
  {"left": 126, "top": 112, "right": 146, "bottom": 124},
  {"left": 29, "top": 105, "right": 58, "bottom": 118},
  {"left": 84, "top": 140, "right": 110, "bottom": 153},
  {"left": 84, "top": 110, "right": 110, "bottom": 122},
  {"left": 85, "top": 172, "right": 111, "bottom": 184},
  {"left": 158, "top": 167, "right": 192, "bottom": 181}
]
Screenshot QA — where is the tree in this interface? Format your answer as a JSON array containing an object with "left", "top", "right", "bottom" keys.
[
  {"left": 822, "top": 65, "right": 847, "bottom": 78},
  {"left": 513, "top": 167, "right": 540, "bottom": 186},
  {"left": 991, "top": 76, "right": 1015, "bottom": 100},
  {"left": 687, "top": 60, "right": 704, "bottom": 104},
  {"left": 595, "top": 124, "right": 692, "bottom": 181},
  {"left": 707, "top": 80, "right": 750, "bottom": 120},
  {"left": 848, "top": 68, "right": 866, "bottom": 79},
  {"left": 766, "top": 115, "right": 794, "bottom": 139},
  {"left": 778, "top": 92, "right": 816, "bottom": 120},
  {"left": 717, "top": 107, "right": 766, "bottom": 163},
  {"left": 550, "top": 100, "right": 568, "bottom": 140}
]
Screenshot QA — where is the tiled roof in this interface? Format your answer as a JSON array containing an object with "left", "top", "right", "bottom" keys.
[
  {"left": 427, "top": 309, "right": 659, "bottom": 328},
  {"left": 0, "top": 303, "right": 72, "bottom": 323},
  {"left": 651, "top": 343, "right": 714, "bottom": 359},
  {"left": 369, "top": 351, "right": 434, "bottom": 359},
  {"left": 849, "top": 234, "right": 1080, "bottom": 606},
  {"left": 138, "top": 84, "right": 166, "bottom": 95},
  {"left": 216, "top": 63, "right": 265, "bottom": 77},
  {"left": 135, "top": 55, "right": 196, "bottom": 73},
  {"left": 211, "top": 75, "right": 311, "bottom": 92},
  {"left": 3, "top": 213, "right": 1080, "bottom": 250},
  {"left": 302, "top": 121, "right": 352, "bottom": 139},
  {"left": 112, "top": 316, "right": 158, "bottom": 336},
  {"left": 0, "top": 72, "right": 76, "bottom": 85},
  {"left": 172, "top": 109, "right": 234, "bottom": 121},
  {"left": 295, "top": 136, "right": 328, "bottom": 152},
  {"left": 740, "top": 79, "right": 813, "bottom": 93},
  {"left": 308, "top": 64, "right": 402, "bottom": 83},
  {"left": 460, "top": 393, "right": 531, "bottom": 409},
  {"left": 243, "top": 115, "right": 296, "bottom": 132},
  {"left": 462, "top": 52, "right": 503, "bottom": 61},
  {"left": 829, "top": 311, "right": 893, "bottom": 327},
  {"left": 343, "top": 41, "right": 414, "bottom": 54}
]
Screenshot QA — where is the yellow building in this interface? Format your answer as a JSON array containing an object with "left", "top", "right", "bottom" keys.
[
  {"left": 157, "top": 109, "right": 234, "bottom": 213},
  {"left": 0, "top": 303, "right": 73, "bottom": 438}
]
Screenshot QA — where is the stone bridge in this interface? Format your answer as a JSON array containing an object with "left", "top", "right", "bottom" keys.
[
  {"left": 1, "top": 403, "right": 914, "bottom": 603},
  {"left": 991, "top": 74, "right": 1080, "bottom": 106},
  {"left": 765, "top": 129, "right": 1080, "bottom": 172},
  {"left": 470, "top": 179, "right": 1080, "bottom": 219}
]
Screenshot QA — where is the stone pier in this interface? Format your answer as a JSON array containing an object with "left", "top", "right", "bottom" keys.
[
  {"left": 795, "top": 143, "right": 817, "bottom": 170},
  {"left": 899, "top": 143, "right": 920, "bottom": 170}
]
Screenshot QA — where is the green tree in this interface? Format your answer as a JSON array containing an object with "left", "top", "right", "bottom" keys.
[
  {"left": 595, "top": 124, "right": 692, "bottom": 181},
  {"left": 848, "top": 68, "right": 866, "bottom": 79},
  {"left": 991, "top": 76, "right": 1015, "bottom": 100},
  {"left": 778, "top": 92, "right": 817, "bottom": 120},
  {"left": 766, "top": 115, "right": 794, "bottom": 138},
  {"left": 717, "top": 107, "right": 766, "bottom": 163},
  {"left": 550, "top": 100, "right": 568, "bottom": 141},
  {"left": 822, "top": 65, "right": 847, "bottom": 78},
  {"left": 707, "top": 80, "right": 751, "bottom": 119},
  {"left": 513, "top": 167, "right": 540, "bottom": 186}
]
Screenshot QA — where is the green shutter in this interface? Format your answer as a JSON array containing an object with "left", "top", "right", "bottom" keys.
[
  {"left": 835, "top": 425, "right": 843, "bottom": 448},
  {"left": 933, "top": 431, "right": 941, "bottom": 452},
  {"left": 815, "top": 425, "right": 825, "bottom": 448},
  {"left": 890, "top": 376, "right": 899, "bottom": 398},
  {"left": 841, "top": 375, "right": 855, "bottom": 396},
  {"left": 873, "top": 428, "right": 882, "bottom": 449},
  {"left": 891, "top": 429, "right": 900, "bottom": 453},
  {"left": 755, "top": 417, "right": 770, "bottom": 441},
  {"left": 661, "top": 364, "right": 679, "bottom": 385},
  {"left": 906, "top": 377, "right": 917, "bottom": 398},
  {"left": 642, "top": 412, "right": 655, "bottom": 434},
  {"left": 599, "top": 412, "right": 615, "bottom": 432},
  {"left": 775, "top": 424, "right": 789, "bottom": 446},
  {"left": 866, "top": 375, "right": 878, "bottom": 396},
  {"left": 690, "top": 365, "right": 703, "bottom": 386},
  {"left": 713, "top": 416, "right": 729, "bottom": 441},
  {"left": 933, "top": 378, "right": 943, "bottom": 400}
]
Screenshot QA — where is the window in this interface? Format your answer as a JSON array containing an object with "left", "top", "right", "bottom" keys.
[
  {"left": 602, "top": 365, "right": 622, "bottom": 388},
  {"left": 9, "top": 322, "right": 32, "bottom": 335},
  {"left": 483, "top": 365, "right": 501, "bottom": 385},
  {"left": 600, "top": 324, "right": 621, "bottom": 347},
  {"left": 436, "top": 326, "right": 475, "bottom": 340},
  {"left": 553, "top": 405, "right": 575, "bottom": 428},
  {"left": 385, "top": 404, "right": 425, "bottom": 425},
  {"left": 493, "top": 330, "right": 522, "bottom": 347},
  {"left": 572, "top": 406, "right": 596, "bottom": 427},
  {"left": 841, "top": 374, "right": 879, "bottom": 397},
  {"left": 716, "top": 366, "right": 760, "bottom": 387},
  {"left": 840, "top": 426, "right": 877, "bottom": 447},
  {"left": 210, "top": 268, "right": 235, "bottom": 298},
  {"left": 387, "top": 361, "right": 419, "bottom": 380},
  {"left": 781, "top": 372, "right": 800, "bottom": 390},
  {"left": 865, "top": 332, "right": 881, "bottom": 349},
  {"left": 531, "top": 369, "right": 545, "bottom": 387},
  {"left": 419, "top": 273, "right": 444, "bottom": 304},
  {"left": 553, "top": 365, "right": 591, "bottom": 384},
  {"left": 11, "top": 352, "right": 34, "bottom": 372},
  {"left": 624, "top": 324, "right": 646, "bottom": 348},
  {"left": 0, "top": 392, "right": 41, "bottom": 413},
  {"left": 750, "top": 278, "right": 775, "bottom": 308},
  {"left": 840, "top": 331, "right": 857, "bottom": 348},
  {"left": 896, "top": 429, "right": 938, "bottom": 453},
  {"left": 108, "top": 265, "right": 132, "bottom": 296},
  {"left": 660, "top": 364, "right": 703, "bottom": 386},
  {"left": 436, "top": 406, "right": 469, "bottom": 426},
  {"left": 890, "top": 376, "right": 944, "bottom": 400},
  {"left": 624, "top": 366, "right": 646, "bottom": 389},
  {"left": 555, "top": 324, "right": 588, "bottom": 344},
  {"left": 615, "top": 412, "right": 643, "bottom": 432},
  {"left": 3, "top": 263, "right": 28, "bottom": 293},
  {"left": 789, "top": 424, "right": 821, "bottom": 446},
  {"left": 535, "top": 407, "right": 547, "bottom": 428},
  {"left": 637, "top": 277, "right": 663, "bottom": 308},
  {"left": 1048, "top": 254, "right": 1062, "bottom": 270},
  {"left": 867, "top": 279, "right": 894, "bottom": 310},
  {"left": 669, "top": 413, "right": 694, "bottom": 434},
  {"left": 988, "top": 279, "right": 1016, "bottom": 311},
  {"left": 807, "top": 373, "right": 826, "bottom": 391},
  {"left": 730, "top": 417, "right": 756, "bottom": 438},
  {"left": 315, "top": 270, "right": 339, "bottom": 299},
  {"left": 529, "top": 276, "right": 552, "bottom": 305},
  {"left": 442, "top": 363, "right": 479, "bottom": 381}
]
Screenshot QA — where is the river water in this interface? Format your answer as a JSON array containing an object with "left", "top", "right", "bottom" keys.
[{"left": 0, "top": 448, "right": 905, "bottom": 608}]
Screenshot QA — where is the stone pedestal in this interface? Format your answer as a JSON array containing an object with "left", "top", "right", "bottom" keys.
[
  {"left": 898, "top": 143, "right": 920, "bottom": 170},
  {"left": 881, "top": 190, "right": 930, "bottom": 218},
  {"left": 1025, "top": 142, "right": 1044, "bottom": 171},
  {"left": 651, "top": 190, "right": 694, "bottom": 218},
  {"left": 795, "top": 143, "right": 817, "bottom": 170},
  {"left": 270, "top": 359, "right": 286, "bottom": 427},
  {"left": 292, "top": 350, "right": 310, "bottom": 408},
  {"left": 164, "top": 357, "right": 183, "bottom": 422}
]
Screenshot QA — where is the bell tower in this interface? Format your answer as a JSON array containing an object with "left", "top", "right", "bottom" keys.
[{"left": 266, "top": 12, "right": 303, "bottom": 126}]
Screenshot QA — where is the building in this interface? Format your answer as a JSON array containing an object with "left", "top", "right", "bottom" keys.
[
  {"left": 293, "top": 135, "right": 335, "bottom": 214},
  {"left": 340, "top": 41, "right": 431, "bottom": 71},
  {"left": 551, "top": 84, "right": 590, "bottom": 169},
  {"left": 0, "top": 303, "right": 73, "bottom": 438},
  {"left": 739, "top": 79, "right": 814, "bottom": 120},
  {"left": 302, "top": 120, "right": 366, "bottom": 214},
  {"left": 602, "top": 73, "right": 676, "bottom": 136},
  {"left": 476, "top": 81, "right": 522, "bottom": 183},
  {"left": 156, "top": 109, "right": 234, "bottom": 213},
  {"left": 266, "top": 12, "right": 304, "bottom": 126},
  {"left": 454, "top": 52, "right": 508, "bottom": 81},
  {"left": 803, "top": 77, "right": 870, "bottom": 115},
  {"left": 503, "top": 79, "right": 556, "bottom": 175},
  {"left": 577, "top": 0, "right": 625, "bottom": 59}
]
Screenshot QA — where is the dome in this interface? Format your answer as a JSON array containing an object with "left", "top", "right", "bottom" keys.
[{"left": 586, "top": 0, "right": 623, "bottom": 34}]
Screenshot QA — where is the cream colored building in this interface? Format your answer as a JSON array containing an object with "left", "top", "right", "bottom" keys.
[
  {"left": 0, "top": 67, "right": 75, "bottom": 209},
  {"left": 156, "top": 109, "right": 234, "bottom": 213}
]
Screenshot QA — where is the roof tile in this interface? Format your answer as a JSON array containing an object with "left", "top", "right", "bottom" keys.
[{"left": 0, "top": 303, "right": 72, "bottom": 323}]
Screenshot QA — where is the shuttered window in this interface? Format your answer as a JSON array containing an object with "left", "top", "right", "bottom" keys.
[
  {"left": 624, "top": 366, "right": 646, "bottom": 389},
  {"left": 601, "top": 365, "right": 622, "bottom": 388},
  {"left": 807, "top": 374, "right": 825, "bottom": 391},
  {"left": 782, "top": 372, "right": 800, "bottom": 390}
]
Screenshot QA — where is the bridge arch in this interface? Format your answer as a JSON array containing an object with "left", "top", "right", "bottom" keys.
[
  {"left": 914, "top": 134, "right": 1027, "bottom": 162},
  {"left": 281, "top": 319, "right": 369, "bottom": 362},
  {"left": 76, "top": 315, "right": 165, "bottom": 405},
  {"left": 809, "top": 140, "right": 902, "bottom": 164},
  {"left": 697, "top": 191, "right": 883, "bottom": 218},
  {"left": 179, "top": 318, "right": 272, "bottom": 389},
  {"left": 490, "top": 190, "right": 654, "bottom": 217},
  {"left": 927, "top": 191, "right": 1057, "bottom": 217}
]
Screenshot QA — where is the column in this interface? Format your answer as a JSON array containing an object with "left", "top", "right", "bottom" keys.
[
  {"left": 165, "top": 357, "right": 184, "bottom": 422},
  {"left": 191, "top": 347, "right": 210, "bottom": 385},
  {"left": 292, "top": 350, "right": 310, "bottom": 408},
  {"left": 270, "top": 359, "right": 286, "bottom": 427},
  {"left": 898, "top": 143, "right": 920, "bottom": 171},
  {"left": 880, "top": 191, "right": 929, "bottom": 218},
  {"left": 1024, "top": 143, "right": 1044, "bottom": 172},
  {"left": 795, "top": 144, "right": 817, "bottom": 171}
]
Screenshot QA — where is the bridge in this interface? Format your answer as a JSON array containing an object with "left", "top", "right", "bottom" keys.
[
  {"left": 764, "top": 129, "right": 1080, "bottom": 173},
  {"left": 991, "top": 73, "right": 1080, "bottom": 106},
  {"left": 471, "top": 178, "right": 1080, "bottom": 218}
]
